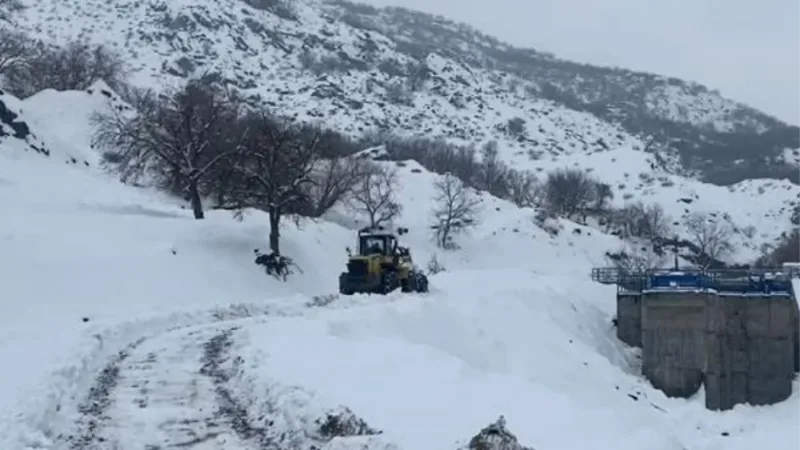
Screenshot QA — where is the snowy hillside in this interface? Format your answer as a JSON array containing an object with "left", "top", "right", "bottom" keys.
[
  {"left": 2, "top": 81, "right": 799, "bottom": 449},
  {"left": 505, "top": 145, "right": 798, "bottom": 261},
  {"left": 3, "top": 0, "right": 799, "bottom": 261},
  {"left": 9, "top": 0, "right": 799, "bottom": 186}
]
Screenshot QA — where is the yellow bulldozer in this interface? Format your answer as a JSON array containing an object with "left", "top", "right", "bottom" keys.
[{"left": 338, "top": 226, "right": 429, "bottom": 295}]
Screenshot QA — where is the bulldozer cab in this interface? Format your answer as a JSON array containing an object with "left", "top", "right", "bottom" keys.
[{"left": 357, "top": 228, "right": 397, "bottom": 257}]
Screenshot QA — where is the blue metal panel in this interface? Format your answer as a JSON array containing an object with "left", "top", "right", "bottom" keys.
[
  {"left": 590, "top": 266, "right": 798, "bottom": 295},
  {"left": 650, "top": 273, "right": 711, "bottom": 289}
]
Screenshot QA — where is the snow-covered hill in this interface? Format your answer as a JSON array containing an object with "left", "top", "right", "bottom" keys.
[
  {"left": 2, "top": 80, "right": 799, "bottom": 449},
  {"left": 6, "top": 0, "right": 797, "bottom": 258},
  {"left": 9, "top": 0, "right": 799, "bottom": 186},
  {"left": 2, "top": 0, "right": 799, "bottom": 447}
]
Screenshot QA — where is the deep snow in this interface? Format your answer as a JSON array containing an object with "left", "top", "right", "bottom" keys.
[{"left": 0, "top": 85, "right": 798, "bottom": 449}]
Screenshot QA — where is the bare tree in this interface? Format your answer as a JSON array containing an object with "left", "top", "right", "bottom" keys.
[
  {"left": 591, "top": 182, "right": 614, "bottom": 212},
  {"left": 611, "top": 202, "right": 671, "bottom": 240},
  {"left": 293, "top": 127, "right": 367, "bottom": 217},
  {"left": 478, "top": 140, "right": 506, "bottom": 196},
  {"left": 302, "top": 156, "right": 368, "bottom": 217},
  {"left": 204, "top": 147, "right": 247, "bottom": 209},
  {"left": 543, "top": 168, "right": 598, "bottom": 220},
  {"left": 0, "top": 28, "right": 28, "bottom": 74},
  {"left": 606, "top": 244, "right": 667, "bottom": 273},
  {"left": 505, "top": 169, "right": 541, "bottom": 208},
  {"left": 685, "top": 212, "right": 733, "bottom": 268},
  {"left": 92, "top": 79, "right": 240, "bottom": 219},
  {"left": 226, "top": 113, "right": 320, "bottom": 255},
  {"left": 431, "top": 173, "right": 480, "bottom": 249},
  {"left": 348, "top": 163, "right": 402, "bottom": 227},
  {"left": 405, "top": 59, "right": 430, "bottom": 91},
  {"left": 5, "top": 40, "right": 128, "bottom": 97},
  {"left": 766, "top": 230, "right": 799, "bottom": 265},
  {"left": 368, "top": 134, "right": 482, "bottom": 189}
]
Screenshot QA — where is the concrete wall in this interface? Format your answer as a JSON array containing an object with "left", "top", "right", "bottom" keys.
[
  {"left": 616, "top": 293, "right": 641, "bottom": 347},
  {"left": 630, "top": 290, "right": 799, "bottom": 410},
  {"left": 640, "top": 292, "right": 708, "bottom": 398},
  {"left": 793, "top": 296, "right": 799, "bottom": 373},
  {"left": 705, "top": 294, "right": 797, "bottom": 410}
]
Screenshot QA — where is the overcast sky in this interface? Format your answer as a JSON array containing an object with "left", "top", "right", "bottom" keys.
[{"left": 362, "top": 0, "right": 800, "bottom": 124}]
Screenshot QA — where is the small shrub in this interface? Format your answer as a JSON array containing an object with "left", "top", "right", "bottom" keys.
[
  {"left": 506, "top": 116, "right": 526, "bottom": 139},
  {"left": 253, "top": 249, "right": 301, "bottom": 281},
  {"left": 242, "top": 0, "right": 297, "bottom": 20},
  {"left": 384, "top": 80, "right": 413, "bottom": 106},
  {"left": 426, "top": 253, "right": 446, "bottom": 274},
  {"left": 306, "top": 294, "right": 338, "bottom": 308}
]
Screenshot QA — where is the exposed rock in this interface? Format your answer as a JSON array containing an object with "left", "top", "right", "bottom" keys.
[
  {"left": 459, "top": 416, "right": 535, "bottom": 450},
  {"left": 316, "top": 406, "right": 382, "bottom": 439}
]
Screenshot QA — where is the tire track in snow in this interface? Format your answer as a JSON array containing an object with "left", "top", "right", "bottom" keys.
[
  {"left": 63, "top": 324, "right": 260, "bottom": 449},
  {"left": 199, "top": 328, "right": 280, "bottom": 449},
  {"left": 57, "top": 294, "right": 399, "bottom": 450},
  {"left": 65, "top": 336, "right": 147, "bottom": 450}
]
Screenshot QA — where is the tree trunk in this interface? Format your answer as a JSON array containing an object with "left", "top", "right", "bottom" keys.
[
  {"left": 439, "top": 224, "right": 450, "bottom": 248},
  {"left": 269, "top": 207, "right": 281, "bottom": 255},
  {"left": 189, "top": 180, "right": 204, "bottom": 219},
  {"left": 213, "top": 169, "right": 234, "bottom": 208}
]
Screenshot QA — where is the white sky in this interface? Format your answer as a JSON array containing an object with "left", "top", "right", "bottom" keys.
[{"left": 362, "top": 0, "right": 800, "bottom": 125}]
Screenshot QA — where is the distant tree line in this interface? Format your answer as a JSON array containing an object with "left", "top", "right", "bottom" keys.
[{"left": 0, "top": 27, "right": 129, "bottom": 97}]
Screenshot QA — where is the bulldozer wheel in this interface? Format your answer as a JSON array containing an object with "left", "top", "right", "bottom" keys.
[
  {"left": 380, "top": 272, "right": 398, "bottom": 294},
  {"left": 339, "top": 273, "right": 353, "bottom": 295},
  {"left": 415, "top": 273, "right": 429, "bottom": 293},
  {"left": 400, "top": 276, "right": 412, "bottom": 292}
]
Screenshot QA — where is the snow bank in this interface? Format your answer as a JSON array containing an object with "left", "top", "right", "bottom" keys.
[
  {"left": 234, "top": 290, "right": 670, "bottom": 448},
  {"left": 234, "top": 268, "right": 800, "bottom": 450},
  {"left": 19, "top": 80, "right": 127, "bottom": 167}
]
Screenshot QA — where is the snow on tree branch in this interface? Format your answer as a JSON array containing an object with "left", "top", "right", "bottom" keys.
[
  {"left": 431, "top": 173, "right": 480, "bottom": 249},
  {"left": 92, "top": 78, "right": 241, "bottom": 219},
  {"left": 684, "top": 212, "right": 733, "bottom": 269},
  {"left": 348, "top": 163, "right": 402, "bottom": 227}
]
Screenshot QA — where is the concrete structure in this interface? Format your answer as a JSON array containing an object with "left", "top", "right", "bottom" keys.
[
  {"left": 705, "top": 294, "right": 797, "bottom": 410},
  {"left": 616, "top": 293, "right": 642, "bottom": 347},
  {"left": 793, "top": 277, "right": 800, "bottom": 373},
  {"left": 640, "top": 292, "right": 707, "bottom": 398},
  {"left": 594, "top": 268, "right": 800, "bottom": 411}
]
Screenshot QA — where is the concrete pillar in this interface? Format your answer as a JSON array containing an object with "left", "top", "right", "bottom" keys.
[
  {"left": 640, "top": 292, "right": 707, "bottom": 398},
  {"left": 616, "top": 294, "right": 642, "bottom": 347},
  {"left": 746, "top": 295, "right": 795, "bottom": 406},
  {"left": 705, "top": 294, "right": 796, "bottom": 410},
  {"left": 704, "top": 295, "right": 748, "bottom": 410},
  {"left": 792, "top": 297, "right": 799, "bottom": 373}
]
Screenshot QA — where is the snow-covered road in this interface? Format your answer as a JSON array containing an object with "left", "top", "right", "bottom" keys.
[
  {"left": 67, "top": 324, "right": 253, "bottom": 449},
  {"left": 59, "top": 316, "right": 396, "bottom": 450}
]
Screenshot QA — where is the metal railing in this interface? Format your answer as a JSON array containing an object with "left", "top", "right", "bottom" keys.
[{"left": 591, "top": 267, "right": 799, "bottom": 294}]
